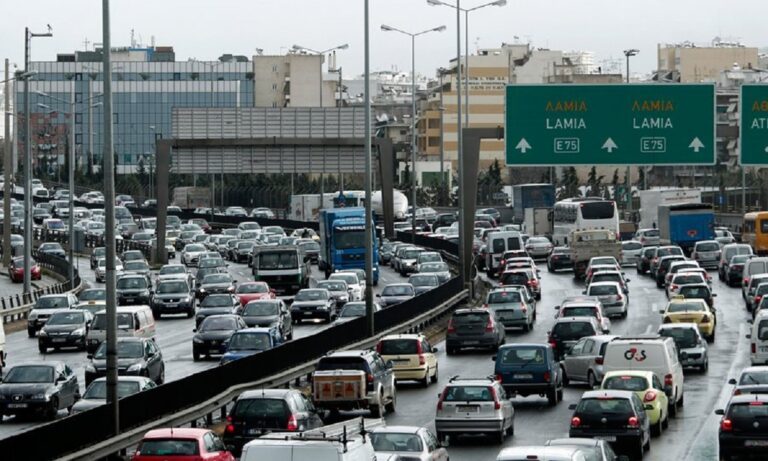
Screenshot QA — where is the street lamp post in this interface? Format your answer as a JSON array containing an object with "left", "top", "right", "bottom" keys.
[
  {"left": 22, "top": 26, "right": 53, "bottom": 296},
  {"left": 381, "top": 24, "right": 446, "bottom": 241},
  {"left": 623, "top": 49, "right": 639, "bottom": 214}
]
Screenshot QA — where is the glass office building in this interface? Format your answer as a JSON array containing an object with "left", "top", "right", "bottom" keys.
[{"left": 16, "top": 46, "right": 254, "bottom": 174}]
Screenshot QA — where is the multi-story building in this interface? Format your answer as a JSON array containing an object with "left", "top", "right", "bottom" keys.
[
  {"left": 657, "top": 40, "right": 759, "bottom": 83},
  {"left": 16, "top": 45, "right": 254, "bottom": 174}
]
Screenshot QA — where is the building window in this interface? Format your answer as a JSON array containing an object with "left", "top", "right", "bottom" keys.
[
  {"left": 272, "top": 65, "right": 278, "bottom": 72},
  {"left": 75, "top": 113, "right": 83, "bottom": 124},
  {"left": 113, "top": 113, "right": 119, "bottom": 123},
  {"left": 75, "top": 73, "right": 82, "bottom": 81},
  {"left": 75, "top": 92, "right": 83, "bottom": 103},
  {"left": 272, "top": 83, "right": 277, "bottom": 91},
  {"left": 173, "top": 72, "right": 181, "bottom": 81},
  {"left": 75, "top": 134, "right": 82, "bottom": 145}
]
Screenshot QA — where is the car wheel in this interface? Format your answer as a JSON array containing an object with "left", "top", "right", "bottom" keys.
[
  {"left": 548, "top": 264, "right": 554, "bottom": 273},
  {"left": 505, "top": 421, "right": 514, "bottom": 436},
  {"left": 186, "top": 308, "right": 194, "bottom": 319},
  {"left": 669, "top": 400, "right": 678, "bottom": 418},
  {"left": 708, "top": 331, "right": 715, "bottom": 343},
  {"left": 644, "top": 433, "right": 651, "bottom": 451},
  {"left": 587, "top": 371, "right": 597, "bottom": 390},
  {"left": 157, "top": 367, "right": 165, "bottom": 385},
  {"left": 447, "top": 347, "right": 457, "bottom": 356},
  {"left": 436, "top": 431, "right": 445, "bottom": 444},
  {"left": 634, "top": 438, "right": 645, "bottom": 460},
  {"left": 561, "top": 367, "right": 570, "bottom": 386},
  {"left": 522, "top": 322, "right": 530, "bottom": 332},
  {"left": 546, "top": 388, "right": 558, "bottom": 406},
  {"left": 662, "top": 411, "right": 669, "bottom": 429},
  {"left": 651, "top": 418, "right": 662, "bottom": 437},
  {"left": 701, "top": 360, "right": 709, "bottom": 373},
  {"left": 193, "top": 351, "right": 200, "bottom": 362},
  {"left": 677, "top": 391, "right": 684, "bottom": 407},
  {"left": 370, "top": 395, "right": 382, "bottom": 418},
  {"left": 27, "top": 328, "right": 36, "bottom": 338},
  {"left": 38, "top": 344, "right": 46, "bottom": 354},
  {"left": 431, "top": 364, "right": 439, "bottom": 384},
  {"left": 47, "top": 397, "right": 59, "bottom": 420},
  {"left": 556, "top": 385, "right": 564, "bottom": 401},
  {"left": 494, "top": 429, "right": 505, "bottom": 444},
  {"left": 420, "top": 369, "right": 430, "bottom": 388},
  {"left": 385, "top": 389, "right": 396, "bottom": 413}
]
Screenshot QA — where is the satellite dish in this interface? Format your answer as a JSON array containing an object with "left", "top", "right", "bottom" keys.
[{"left": 376, "top": 114, "right": 389, "bottom": 123}]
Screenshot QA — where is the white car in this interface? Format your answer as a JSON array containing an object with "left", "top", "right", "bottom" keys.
[
  {"left": 370, "top": 426, "right": 449, "bottom": 461},
  {"left": 329, "top": 272, "right": 363, "bottom": 302},
  {"left": 95, "top": 257, "right": 124, "bottom": 283},
  {"left": 583, "top": 281, "right": 627, "bottom": 318},
  {"left": 181, "top": 243, "right": 207, "bottom": 267},
  {"left": 156, "top": 264, "right": 193, "bottom": 286},
  {"left": 620, "top": 240, "right": 644, "bottom": 266}
]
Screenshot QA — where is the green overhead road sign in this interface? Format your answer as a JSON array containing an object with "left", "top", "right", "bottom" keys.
[
  {"left": 740, "top": 84, "right": 768, "bottom": 166},
  {"left": 505, "top": 84, "right": 716, "bottom": 166}
]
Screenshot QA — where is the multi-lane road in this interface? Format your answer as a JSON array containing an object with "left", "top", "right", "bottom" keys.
[{"left": 0, "top": 254, "right": 403, "bottom": 438}]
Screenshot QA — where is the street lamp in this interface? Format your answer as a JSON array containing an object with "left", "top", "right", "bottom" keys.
[
  {"left": 22, "top": 26, "right": 53, "bottom": 296},
  {"left": 623, "top": 48, "right": 639, "bottom": 83},
  {"left": 381, "top": 24, "right": 446, "bottom": 241},
  {"left": 623, "top": 48, "right": 639, "bottom": 212}
]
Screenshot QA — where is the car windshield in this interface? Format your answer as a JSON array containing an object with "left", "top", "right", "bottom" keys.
[
  {"left": 137, "top": 439, "right": 199, "bottom": 456},
  {"left": 658, "top": 247, "right": 683, "bottom": 257},
  {"left": 244, "top": 302, "right": 279, "bottom": 316},
  {"left": 337, "top": 303, "right": 365, "bottom": 317},
  {"left": 498, "top": 346, "right": 545, "bottom": 365},
  {"left": 378, "top": 339, "right": 419, "bottom": 354},
  {"left": 529, "top": 237, "right": 550, "bottom": 245},
  {"left": 316, "top": 357, "right": 369, "bottom": 372},
  {"left": 124, "top": 261, "right": 148, "bottom": 271},
  {"left": 370, "top": 432, "right": 423, "bottom": 453},
  {"left": 488, "top": 291, "right": 522, "bottom": 304},
  {"left": 660, "top": 328, "right": 699, "bottom": 348},
  {"left": 409, "top": 275, "right": 437, "bottom": 286},
  {"left": 592, "top": 258, "right": 615, "bottom": 266},
  {"left": 501, "top": 273, "right": 528, "bottom": 285},
  {"left": 679, "top": 287, "right": 709, "bottom": 299},
  {"left": 577, "top": 398, "right": 633, "bottom": 415},
  {"left": 295, "top": 290, "right": 327, "bottom": 301},
  {"left": 442, "top": 386, "right": 494, "bottom": 402},
  {"left": 562, "top": 306, "right": 597, "bottom": 317},
  {"left": 92, "top": 312, "right": 135, "bottom": 330},
  {"left": 35, "top": 296, "right": 69, "bottom": 309},
  {"left": 420, "top": 262, "right": 448, "bottom": 273},
  {"left": 622, "top": 241, "right": 642, "bottom": 250},
  {"left": 237, "top": 242, "right": 253, "bottom": 249},
  {"left": 740, "top": 370, "right": 768, "bottom": 385},
  {"left": 257, "top": 251, "right": 298, "bottom": 270},
  {"left": 237, "top": 283, "right": 268, "bottom": 294},
  {"left": 382, "top": 285, "right": 414, "bottom": 296},
  {"left": 84, "top": 381, "right": 141, "bottom": 400},
  {"left": 199, "top": 258, "right": 224, "bottom": 268},
  {"left": 697, "top": 242, "right": 720, "bottom": 252},
  {"left": 200, "top": 317, "right": 238, "bottom": 331},
  {"left": 203, "top": 274, "right": 231, "bottom": 284},
  {"left": 232, "top": 398, "right": 287, "bottom": 418},
  {"left": 95, "top": 341, "right": 144, "bottom": 359},
  {"left": 299, "top": 241, "right": 320, "bottom": 251},
  {"left": 592, "top": 274, "right": 621, "bottom": 283},
  {"left": 79, "top": 289, "right": 106, "bottom": 301},
  {"left": 200, "top": 295, "right": 232, "bottom": 308},
  {"left": 318, "top": 282, "right": 346, "bottom": 291},
  {"left": 551, "top": 322, "right": 596, "bottom": 339},
  {"left": 159, "top": 266, "right": 186, "bottom": 275},
  {"left": 46, "top": 311, "right": 85, "bottom": 325},
  {"left": 331, "top": 274, "right": 357, "bottom": 285},
  {"left": 185, "top": 244, "right": 205, "bottom": 252},
  {"left": 419, "top": 253, "right": 441, "bottom": 263},
  {"left": 403, "top": 250, "right": 422, "bottom": 259},
  {"left": 603, "top": 375, "right": 649, "bottom": 391},
  {"left": 4, "top": 366, "right": 54, "bottom": 383},
  {"left": 731, "top": 255, "right": 750, "bottom": 265},
  {"left": 588, "top": 285, "right": 618, "bottom": 296},
  {"left": 452, "top": 312, "right": 489, "bottom": 325},
  {"left": 117, "top": 277, "right": 147, "bottom": 289},
  {"left": 156, "top": 281, "right": 187, "bottom": 294},
  {"left": 228, "top": 333, "right": 270, "bottom": 351},
  {"left": 674, "top": 275, "right": 704, "bottom": 285}
]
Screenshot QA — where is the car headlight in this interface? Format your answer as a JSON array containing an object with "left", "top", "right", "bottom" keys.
[
  {"left": 28, "top": 312, "right": 38, "bottom": 321},
  {"left": 85, "top": 364, "right": 96, "bottom": 373},
  {"left": 199, "top": 288, "right": 206, "bottom": 293},
  {"left": 71, "top": 328, "right": 85, "bottom": 336},
  {"left": 30, "top": 393, "right": 49, "bottom": 401},
  {"left": 126, "top": 363, "right": 143, "bottom": 373},
  {"left": 193, "top": 337, "right": 204, "bottom": 344},
  {"left": 339, "top": 296, "right": 348, "bottom": 302},
  {"left": 317, "top": 304, "right": 328, "bottom": 310}
]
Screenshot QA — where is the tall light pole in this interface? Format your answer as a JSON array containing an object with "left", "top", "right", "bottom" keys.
[
  {"left": 22, "top": 25, "right": 53, "bottom": 295},
  {"left": 3, "top": 62, "right": 29, "bottom": 267},
  {"left": 623, "top": 49, "right": 639, "bottom": 215},
  {"left": 427, "top": 0, "right": 507, "bottom": 127},
  {"left": 381, "top": 24, "right": 446, "bottom": 241},
  {"left": 363, "top": 0, "right": 374, "bottom": 337},
  {"left": 292, "top": 43, "right": 349, "bottom": 208}
]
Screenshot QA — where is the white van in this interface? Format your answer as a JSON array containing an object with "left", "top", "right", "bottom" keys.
[
  {"left": 85, "top": 305, "right": 155, "bottom": 354},
  {"left": 485, "top": 231, "right": 524, "bottom": 277},
  {"left": 602, "top": 336, "right": 684, "bottom": 415},
  {"left": 240, "top": 417, "right": 380, "bottom": 461},
  {"left": 748, "top": 310, "right": 768, "bottom": 365},
  {"left": 743, "top": 257, "right": 768, "bottom": 298}
]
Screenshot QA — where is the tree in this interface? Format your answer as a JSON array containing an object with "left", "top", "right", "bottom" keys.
[
  {"left": 586, "top": 167, "right": 604, "bottom": 197},
  {"left": 611, "top": 169, "right": 620, "bottom": 202},
  {"left": 557, "top": 167, "right": 580, "bottom": 200},
  {"left": 636, "top": 167, "right": 646, "bottom": 190}
]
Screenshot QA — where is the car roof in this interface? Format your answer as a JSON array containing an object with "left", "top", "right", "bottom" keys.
[
  {"left": 581, "top": 389, "right": 636, "bottom": 399},
  {"left": 658, "top": 322, "right": 701, "bottom": 331},
  {"left": 497, "top": 446, "right": 586, "bottom": 458},
  {"left": 603, "top": 370, "right": 655, "bottom": 380},
  {"left": 587, "top": 281, "right": 622, "bottom": 288},
  {"left": 235, "top": 327, "right": 274, "bottom": 334},
  {"left": 238, "top": 388, "right": 296, "bottom": 399},
  {"left": 499, "top": 343, "right": 549, "bottom": 350},
  {"left": 555, "top": 316, "right": 600, "bottom": 325},
  {"left": 728, "top": 394, "right": 768, "bottom": 405},
  {"left": 695, "top": 240, "right": 719, "bottom": 245},
  {"left": 143, "top": 428, "right": 209, "bottom": 439},
  {"left": 90, "top": 376, "right": 153, "bottom": 384},
  {"left": 370, "top": 426, "right": 422, "bottom": 434},
  {"left": 546, "top": 437, "right": 602, "bottom": 448},
  {"left": 380, "top": 333, "right": 425, "bottom": 341},
  {"left": 454, "top": 308, "right": 492, "bottom": 314}
]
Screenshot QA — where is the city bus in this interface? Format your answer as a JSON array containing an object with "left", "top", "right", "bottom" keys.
[
  {"left": 743, "top": 211, "right": 768, "bottom": 254},
  {"left": 552, "top": 197, "right": 620, "bottom": 246}
]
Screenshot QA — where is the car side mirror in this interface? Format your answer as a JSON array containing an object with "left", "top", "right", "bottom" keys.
[
  {"left": 728, "top": 378, "right": 737, "bottom": 385},
  {"left": 659, "top": 309, "right": 665, "bottom": 314},
  {"left": 375, "top": 294, "right": 381, "bottom": 298},
  {"left": 432, "top": 347, "right": 438, "bottom": 353},
  {"left": 192, "top": 328, "right": 197, "bottom": 333},
  {"left": 747, "top": 334, "right": 752, "bottom": 339},
  {"left": 715, "top": 409, "right": 725, "bottom": 415},
  {"left": 56, "top": 376, "right": 66, "bottom": 383},
  {"left": 625, "top": 278, "right": 631, "bottom": 282},
  {"left": 491, "top": 356, "right": 496, "bottom": 361},
  {"left": 712, "top": 293, "right": 717, "bottom": 297},
  {"left": 86, "top": 354, "right": 93, "bottom": 360},
  {"left": 581, "top": 291, "right": 587, "bottom": 295},
  {"left": 568, "top": 403, "right": 577, "bottom": 410}
]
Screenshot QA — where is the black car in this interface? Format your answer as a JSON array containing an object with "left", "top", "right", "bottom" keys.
[
  {"left": 38, "top": 242, "right": 66, "bottom": 259},
  {"left": 445, "top": 308, "right": 506, "bottom": 354},
  {"left": 192, "top": 314, "right": 247, "bottom": 361},
  {"left": 38, "top": 309, "right": 93, "bottom": 353},
  {"left": 151, "top": 279, "right": 195, "bottom": 319},
  {"left": 547, "top": 246, "right": 573, "bottom": 272},
  {"left": 635, "top": 246, "right": 658, "bottom": 275},
  {"left": 195, "top": 293, "right": 239, "bottom": 327},
  {"left": 223, "top": 388, "right": 324, "bottom": 455},
  {"left": 291, "top": 288, "right": 337, "bottom": 323},
  {"left": 655, "top": 255, "right": 686, "bottom": 287},
  {"left": 433, "top": 213, "right": 457, "bottom": 229},
  {"left": 724, "top": 254, "right": 749, "bottom": 287},
  {"left": 115, "top": 274, "right": 152, "bottom": 306},
  {"left": 569, "top": 390, "right": 651, "bottom": 460},
  {"left": 547, "top": 317, "right": 600, "bottom": 361},
  {"left": 32, "top": 207, "right": 51, "bottom": 225},
  {"left": 241, "top": 299, "right": 293, "bottom": 340},
  {"left": 197, "top": 273, "right": 236, "bottom": 299},
  {"left": 0, "top": 362, "right": 80, "bottom": 420},
  {"left": 716, "top": 394, "right": 768, "bottom": 460},
  {"left": 378, "top": 241, "right": 396, "bottom": 265},
  {"left": 85, "top": 337, "right": 165, "bottom": 386},
  {"left": 194, "top": 266, "right": 225, "bottom": 291},
  {"left": 90, "top": 247, "right": 106, "bottom": 270}
]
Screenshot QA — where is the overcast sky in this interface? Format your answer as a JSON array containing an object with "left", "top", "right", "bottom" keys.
[{"left": 1, "top": 0, "right": 765, "bottom": 79}]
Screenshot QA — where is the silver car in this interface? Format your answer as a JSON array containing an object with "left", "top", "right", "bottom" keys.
[
  {"left": 561, "top": 335, "right": 618, "bottom": 388},
  {"left": 691, "top": 240, "right": 721, "bottom": 269},
  {"left": 658, "top": 323, "right": 709, "bottom": 372},
  {"left": 378, "top": 283, "right": 415, "bottom": 308},
  {"left": 583, "top": 282, "right": 627, "bottom": 318},
  {"left": 434, "top": 376, "right": 514, "bottom": 444},
  {"left": 181, "top": 243, "right": 207, "bottom": 267},
  {"left": 525, "top": 236, "right": 553, "bottom": 259},
  {"left": 370, "top": 426, "right": 449, "bottom": 461},
  {"left": 71, "top": 376, "right": 156, "bottom": 414},
  {"left": 485, "top": 287, "right": 535, "bottom": 331},
  {"left": 418, "top": 262, "right": 451, "bottom": 284}
]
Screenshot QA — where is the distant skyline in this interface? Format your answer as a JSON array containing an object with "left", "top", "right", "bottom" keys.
[{"left": 1, "top": 0, "right": 766, "bottom": 79}]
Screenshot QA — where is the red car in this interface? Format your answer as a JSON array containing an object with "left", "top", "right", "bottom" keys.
[
  {"left": 235, "top": 281, "right": 275, "bottom": 306},
  {"left": 132, "top": 428, "right": 234, "bottom": 461},
  {"left": 9, "top": 256, "right": 42, "bottom": 283}
]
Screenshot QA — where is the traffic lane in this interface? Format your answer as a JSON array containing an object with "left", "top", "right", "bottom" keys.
[{"left": 384, "top": 263, "right": 744, "bottom": 461}]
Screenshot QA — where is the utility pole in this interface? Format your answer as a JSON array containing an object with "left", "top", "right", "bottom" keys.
[
  {"left": 102, "top": 0, "right": 119, "bottom": 436},
  {"left": 3, "top": 59, "right": 12, "bottom": 267},
  {"left": 363, "top": 0, "right": 374, "bottom": 337}
]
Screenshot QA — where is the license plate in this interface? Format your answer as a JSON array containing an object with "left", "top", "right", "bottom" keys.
[
  {"left": 745, "top": 440, "right": 768, "bottom": 447},
  {"left": 52, "top": 338, "right": 66, "bottom": 343},
  {"left": 760, "top": 347, "right": 768, "bottom": 352},
  {"left": 463, "top": 341, "right": 479, "bottom": 345},
  {"left": 165, "top": 303, "right": 177, "bottom": 308},
  {"left": 125, "top": 298, "right": 134, "bottom": 303},
  {"left": 457, "top": 405, "right": 479, "bottom": 412},
  {"left": 598, "top": 436, "right": 617, "bottom": 442},
  {"left": 394, "top": 359, "right": 410, "bottom": 363},
  {"left": 248, "top": 428, "right": 263, "bottom": 435},
  {"left": 211, "top": 341, "right": 219, "bottom": 345},
  {"left": 514, "top": 373, "right": 533, "bottom": 379},
  {"left": 8, "top": 403, "right": 27, "bottom": 409}
]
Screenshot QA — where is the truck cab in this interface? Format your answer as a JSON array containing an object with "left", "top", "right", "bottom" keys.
[{"left": 319, "top": 208, "right": 379, "bottom": 284}]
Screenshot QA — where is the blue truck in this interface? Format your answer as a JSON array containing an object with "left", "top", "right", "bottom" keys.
[
  {"left": 512, "top": 183, "right": 556, "bottom": 225},
  {"left": 657, "top": 203, "right": 715, "bottom": 254},
  {"left": 318, "top": 207, "right": 379, "bottom": 284}
]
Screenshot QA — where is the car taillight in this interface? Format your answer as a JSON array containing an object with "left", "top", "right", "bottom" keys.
[
  {"left": 447, "top": 319, "right": 456, "bottom": 333},
  {"left": 437, "top": 389, "right": 447, "bottom": 411},
  {"left": 664, "top": 374, "right": 673, "bottom": 387},
  {"left": 482, "top": 303, "right": 489, "bottom": 308},
  {"left": 745, "top": 277, "right": 750, "bottom": 285},
  {"left": 757, "top": 296, "right": 764, "bottom": 304},
  {"left": 287, "top": 413, "right": 298, "bottom": 431},
  {"left": 643, "top": 391, "right": 657, "bottom": 402},
  {"left": 670, "top": 284, "right": 678, "bottom": 291},
  {"left": 701, "top": 316, "right": 710, "bottom": 324},
  {"left": 375, "top": 342, "right": 382, "bottom": 353},
  {"left": 549, "top": 340, "right": 558, "bottom": 349},
  {"left": 628, "top": 416, "right": 639, "bottom": 427},
  {"left": 595, "top": 356, "right": 604, "bottom": 365},
  {"left": 367, "top": 373, "right": 374, "bottom": 383},
  {"left": 752, "top": 343, "right": 757, "bottom": 354},
  {"left": 485, "top": 318, "right": 494, "bottom": 332},
  {"left": 225, "top": 415, "right": 235, "bottom": 433},
  {"left": 571, "top": 416, "right": 581, "bottom": 427},
  {"left": 495, "top": 374, "right": 502, "bottom": 382},
  {"left": 734, "top": 389, "right": 742, "bottom": 396},
  {"left": 543, "top": 371, "right": 551, "bottom": 383},
  {"left": 489, "top": 386, "right": 501, "bottom": 410},
  {"left": 521, "top": 306, "right": 527, "bottom": 313},
  {"left": 721, "top": 418, "right": 733, "bottom": 432}
]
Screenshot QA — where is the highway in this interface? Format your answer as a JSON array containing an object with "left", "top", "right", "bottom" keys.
[{"left": 0, "top": 254, "right": 404, "bottom": 438}]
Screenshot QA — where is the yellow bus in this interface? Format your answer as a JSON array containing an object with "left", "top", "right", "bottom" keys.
[{"left": 743, "top": 212, "right": 768, "bottom": 254}]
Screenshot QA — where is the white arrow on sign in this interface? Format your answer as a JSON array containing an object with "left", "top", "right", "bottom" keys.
[
  {"left": 601, "top": 138, "right": 618, "bottom": 153},
  {"left": 764, "top": 146, "right": 768, "bottom": 153},
  {"left": 515, "top": 138, "right": 532, "bottom": 153},
  {"left": 688, "top": 137, "right": 705, "bottom": 152}
]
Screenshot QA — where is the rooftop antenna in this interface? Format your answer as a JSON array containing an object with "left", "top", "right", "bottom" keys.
[{"left": 130, "top": 28, "right": 135, "bottom": 47}]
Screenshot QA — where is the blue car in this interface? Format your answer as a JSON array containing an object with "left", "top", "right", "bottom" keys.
[
  {"left": 219, "top": 327, "right": 282, "bottom": 365},
  {"left": 492, "top": 343, "right": 564, "bottom": 406}
]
